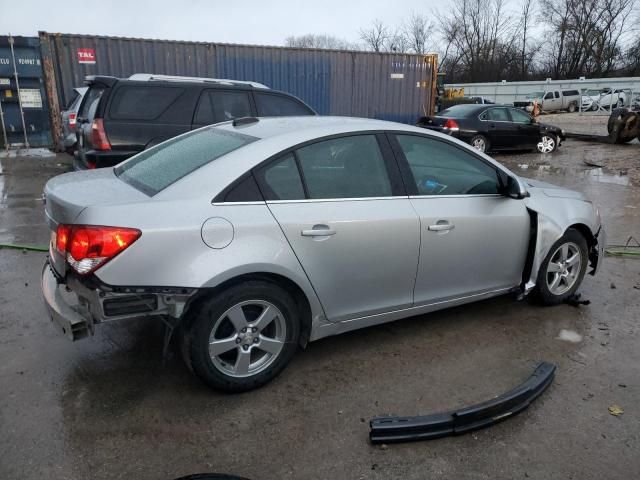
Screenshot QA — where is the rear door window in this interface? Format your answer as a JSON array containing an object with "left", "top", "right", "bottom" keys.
[
  {"left": 115, "top": 128, "right": 257, "bottom": 196},
  {"left": 487, "top": 108, "right": 510, "bottom": 121},
  {"left": 194, "top": 90, "right": 253, "bottom": 125},
  {"left": 295, "top": 135, "right": 392, "bottom": 199},
  {"left": 254, "top": 93, "right": 313, "bottom": 116},
  {"left": 109, "top": 86, "right": 184, "bottom": 120}
]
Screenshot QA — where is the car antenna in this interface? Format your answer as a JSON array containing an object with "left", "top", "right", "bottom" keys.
[{"left": 232, "top": 117, "right": 259, "bottom": 127}]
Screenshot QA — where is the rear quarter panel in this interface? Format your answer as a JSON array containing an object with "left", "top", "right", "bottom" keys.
[{"left": 76, "top": 200, "right": 326, "bottom": 324}]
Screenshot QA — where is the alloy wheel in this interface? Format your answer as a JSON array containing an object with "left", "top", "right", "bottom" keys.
[
  {"left": 546, "top": 242, "right": 582, "bottom": 296},
  {"left": 537, "top": 135, "right": 556, "bottom": 153},
  {"left": 208, "top": 300, "right": 286, "bottom": 378},
  {"left": 471, "top": 137, "right": 486, "bottom": 152}
]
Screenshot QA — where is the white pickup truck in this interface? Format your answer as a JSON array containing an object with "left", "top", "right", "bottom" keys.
[{"left": 514, "top": 89, "right": 581, "bottom": 113}]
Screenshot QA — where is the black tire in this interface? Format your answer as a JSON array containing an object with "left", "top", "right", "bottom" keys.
[
  {"left": 568, "top": 103, "right": 577, "bottom": 113},
  {"left": 184, "top": 280, "right": 300, "bottom": 392},
  {"left": 469, "top": 134, "right": 490, "bottom": 153},
  {"left": 535, "top": 228, "right": 588, "bottom": 306}
]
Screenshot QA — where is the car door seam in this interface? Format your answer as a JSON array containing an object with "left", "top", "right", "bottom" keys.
[
  {"left": 407, "top": 197, "right": 423, "bottom": 307},
  {"left": 262, "top": 201, "right": 330, "bottom": 322}
]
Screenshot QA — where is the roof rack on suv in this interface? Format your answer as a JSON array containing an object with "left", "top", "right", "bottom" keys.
[{"left": 128, "top": 73, "right": 269, "bottom": 89}]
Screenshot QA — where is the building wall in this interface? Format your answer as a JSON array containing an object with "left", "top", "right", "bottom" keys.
[{"left": 445, "top": 78, "right": 640, "bottom": 105}]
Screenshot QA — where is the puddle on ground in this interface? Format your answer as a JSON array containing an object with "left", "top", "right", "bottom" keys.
[
  {"left": 584, "top": 168, "right": 630, "bottom": 186},
  {"left": 557, "top": 329, "right": 583, "bottom": 343},
  {"left": 515, "top": 163, "right": 630, "bottom": 186}
]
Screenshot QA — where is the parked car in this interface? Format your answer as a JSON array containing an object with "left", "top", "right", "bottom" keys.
[
  {"left": 581, "top": 89, "right": 602, "bottom": 111},
  {"left": 59, "top": 87, "right": 87, "bottom": 154},
  {"left": 596, "top": 88, "right": 631, "bottom": 110},
  {"left": 42, "top": 116, "right": 605, "bottom": 392},
  {"left": 582, "top": 88, "right": 631, "bottom": 111},
  {"left": 74, "top": 73, "right": 316, "bottom": 170},
  {"left": 513, "top": 90, "right": 580, "bottom": 113},
  {"left": 416, "top": 104, "right": 566, "bottom": 153}
]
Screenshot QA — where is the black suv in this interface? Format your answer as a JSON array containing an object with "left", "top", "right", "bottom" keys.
[{"left": 74, "top": 74, "right": 316, "bottom": 169}]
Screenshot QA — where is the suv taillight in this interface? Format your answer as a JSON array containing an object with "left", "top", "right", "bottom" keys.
[
  {"left": 56, "top": 224, "right": 141, "bottom": 274},
  {"left": 443, "top": 119, "right": 460, "bottom": 131},
  {"left": 68, "top": 113, "right": 77, "bottom": 127},
  {"left": 90, "top": 119, "right": 111, "bottom": 150}
]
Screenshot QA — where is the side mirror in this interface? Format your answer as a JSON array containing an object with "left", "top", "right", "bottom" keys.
[{"left": 498, "top": 171, "right": 528, "bottom": 199}]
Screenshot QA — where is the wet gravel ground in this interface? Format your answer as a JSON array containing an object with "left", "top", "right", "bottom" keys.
[{"left": 1, "top": 135, "right": 639, "bottom": 479}]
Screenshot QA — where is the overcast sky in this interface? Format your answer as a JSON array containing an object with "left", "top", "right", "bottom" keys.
[{"left": 1, "top": 0, "right": 445, "bottom": 46}]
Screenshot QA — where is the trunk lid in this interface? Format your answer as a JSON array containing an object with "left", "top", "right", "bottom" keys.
[{"left": 44, "top": 169, "right": 149, "bottom": 276}]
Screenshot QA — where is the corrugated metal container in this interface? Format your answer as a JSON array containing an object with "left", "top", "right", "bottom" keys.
[
  {"left": 0, "top": 35, "right": 52, "bottom": 147},
  {"left": 38, "top": 32, "right": 435, "bottom": 145}
]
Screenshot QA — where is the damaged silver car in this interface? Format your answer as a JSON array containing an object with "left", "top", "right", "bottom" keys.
[{"left": 41, "top": 116, "right": 605, "bottom": 392}]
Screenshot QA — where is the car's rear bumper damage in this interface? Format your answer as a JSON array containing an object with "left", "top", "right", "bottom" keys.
[
  {"left": 369, "top": 361, "right": 556, "bottom": 444},
  {"left": 41, "top": 261, "right": 195, "bottom": 341}
]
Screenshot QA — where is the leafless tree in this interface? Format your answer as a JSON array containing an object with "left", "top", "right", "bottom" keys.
[
  {"left": 359, "top": 20, "right": 389, "bottom": 52},
  {"left": 386, "top": 29, "right": 411, "bottom": 53},
  {"left": 517, "top": 0, "right": 539, "bottom": 79},
  {"left": 284, "top": 34, "right": 359, "bottom": 50},
  {"left": 540, "top": 0, "right": 635, "bottom": 78},
  {"left": 403, "top": 12, "right": 434, "bottom": 54},
  {"left": 437, "top": 0, "right": 516, "bottom": 81}
]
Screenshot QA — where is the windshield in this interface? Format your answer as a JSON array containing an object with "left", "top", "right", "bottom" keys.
[
  {"left": 524, "top": 91, "right": 544, "bottom": 99},
  {"left": 115, "top": 127, "right": 257, "bottom": 196}
]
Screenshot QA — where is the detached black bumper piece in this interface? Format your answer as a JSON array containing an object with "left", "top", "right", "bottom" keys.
[{"left": 369, "top": 361, "right": 556, "bottom": 444}]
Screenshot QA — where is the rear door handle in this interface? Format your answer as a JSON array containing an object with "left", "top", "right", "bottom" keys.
[
  {"left": 301, "top": 225, "right": 336, "bottom": 237},
  {"left": 428, "top": 222, "right": 455, "bottom": 232}
]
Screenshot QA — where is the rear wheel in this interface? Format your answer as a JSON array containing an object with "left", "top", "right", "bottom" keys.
[
  {"left": 184, "top": 281, "right": 300, "bottom": 392},
  {"left": 536, "top": 134, "right": 557, "bottom": 153},
  {"left": 568, "top": 103, "right": 577, "bottom": 113},
  {"left": 536, "top": 229, "right": 588, "bottom": 305},
  {"left": 470, "top": 134, "right": 489, "bottom": 153}
]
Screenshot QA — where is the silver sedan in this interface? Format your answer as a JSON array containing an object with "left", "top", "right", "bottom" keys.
[{"left": 42, "top": 116, "right": 605, "bottom": 392}]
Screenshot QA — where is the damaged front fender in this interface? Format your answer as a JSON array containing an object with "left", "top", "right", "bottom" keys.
[{"left": 521, "top": 181, "right": 603, "bottom": 294}]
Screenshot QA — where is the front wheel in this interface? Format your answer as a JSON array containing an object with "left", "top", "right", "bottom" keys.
[
  {"left": 536, "top": 134, "right": 557, "bottom": 153},
  {"left": 470, "top": 134, "right": 490, "bottom": 153},
  {"left": 184, "top": 281, "right": 300, "bottom": 392},
  {"left": 536, "top": 229, "right": 588, "bottom": 305}
]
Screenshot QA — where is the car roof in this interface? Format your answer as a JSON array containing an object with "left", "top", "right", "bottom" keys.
[
  {"left": 213, "top": 116, "right": 425, "bottom": 140},
  {"left": 158, "top": 115, "right": 508, "bottom": 200}
]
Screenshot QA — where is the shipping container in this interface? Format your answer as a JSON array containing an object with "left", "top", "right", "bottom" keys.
[
  {"left": 38, "top": 32, "right": 436, "bottom": 147},
  {"left": 0, "top": 35, "right": 52, "bottom": 148}
]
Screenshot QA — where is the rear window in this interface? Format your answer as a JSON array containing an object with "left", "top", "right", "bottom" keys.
[
  {"left": 562, "top": 90, "right": 579, "bottom": 96},
  {"left": 78, "top": 86, "right": 105, "bottom": 120},
  {"left": 254, "top": 93, "right": 313, "bottom": 116},
  {"left": 109, "top": 86, "right": 184, "bottom": 120},
  {"left": 438, "top": 104, "right": 482, "bottom": 117},
  {"left": 115, "top": 128, "right": 257, "bottom": 196}
]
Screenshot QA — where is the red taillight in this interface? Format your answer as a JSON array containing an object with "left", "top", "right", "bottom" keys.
[
  {"left": 55, "top": 224, "right": 141, "bottom": 274},
  {"left": 68, "top": 113, "right": 77, "bottom": 127},
  {"left": 56, "top": 224, "right": 71, "bottom": 253},
  {"left": 90, "top": 119, "right": 111, "bottom": 150},
  {"left": 443, "top": 119, "right": 460, "bottom": 131}
]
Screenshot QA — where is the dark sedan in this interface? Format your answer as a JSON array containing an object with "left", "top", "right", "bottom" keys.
[{"left": 417, "top": 104, "right": 566, "bottom": 154}]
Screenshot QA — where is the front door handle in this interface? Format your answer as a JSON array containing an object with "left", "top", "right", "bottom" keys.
[
  {"left": 428, "top": 222, "right": 455, "bottom": 232},
  {"left": 301, "top": 225, "right": 336, "bottom": 237}
]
